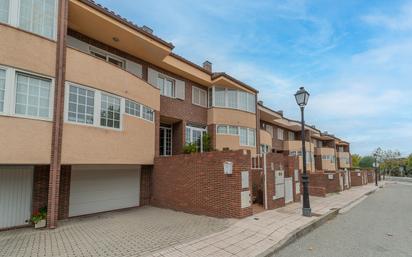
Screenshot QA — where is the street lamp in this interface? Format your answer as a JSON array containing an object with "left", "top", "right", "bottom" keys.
[
  {"left": 295, "top": 87, "right": 311, "bottom": 217},
  {"left": 373, "top": 153, "right": 378, "bottom": 186}
]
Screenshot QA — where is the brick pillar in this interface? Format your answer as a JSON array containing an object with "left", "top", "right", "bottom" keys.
[
  {"left": 47, "top": 0, "right": 68, "bottom": 229},
  {"left": 140, "top": 165, "right": 153, "bottom": 205}
]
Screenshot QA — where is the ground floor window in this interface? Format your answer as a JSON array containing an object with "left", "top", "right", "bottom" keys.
[
  {"left": 185, "top": 125, "right": 206, "bottom": 152},
  {"left": 160, "top": 125, "right": 172, "bottom": 156}
]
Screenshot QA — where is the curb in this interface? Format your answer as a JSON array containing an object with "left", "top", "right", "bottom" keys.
[
  {"left": 258, "top": 209, "right": 339, "bottom": 257},
  {"left": 258, "top": 186, "right": 379, "bottom": 257}
]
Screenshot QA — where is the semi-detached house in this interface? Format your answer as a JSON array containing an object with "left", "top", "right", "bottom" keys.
[{"left": 0, "top": 0, "right": 354, "bottom": 230}]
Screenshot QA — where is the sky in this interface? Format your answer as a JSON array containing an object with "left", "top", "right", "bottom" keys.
[{"left": 95, "top": 0, "right": 412, "bottom": 156}]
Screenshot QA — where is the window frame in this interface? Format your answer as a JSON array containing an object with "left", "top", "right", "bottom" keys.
[
  {"left": 210, "top": 86, "right": 256, "bottom": 113},
  {"left": 89, "top": 46, "right": 126, "bottom": 69},
  {"left": 2, "top": 0, "right": 59, "bottom": 40},
  {"left": 158, "top": 75, "right": 175, "bottom": 98},
  {"left": 277, "top": 128, "right": 284, "bottom": 140},
  {"left": 192, "top": 86, "right": 207, "bottom": 107},
  {"left": 66, "top": 83, "right": 95, "bottom": 125}
]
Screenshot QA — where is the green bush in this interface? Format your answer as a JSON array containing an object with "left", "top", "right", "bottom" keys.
[
  {"left": 202, "top": 133, "right": 212, "bottom": 152},
  {"left": 183, "top": 143, "right": 197, "bottom": 154}
]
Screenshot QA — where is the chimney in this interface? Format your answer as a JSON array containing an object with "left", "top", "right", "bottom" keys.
[
  {"left": 142, "top": 25, "right": 153, "bottom": 34},
  {"left": 278, "top": 110, "right": 283, "bottom": 116},
  {"left": 324, "top": 131, "right": 328, "bottom": 135},
  {"left": 258, "top": 100, "right": 263, "bottom": 105},
  {"left": 203, "top": 60, "right": 212, "bottom": 72}
]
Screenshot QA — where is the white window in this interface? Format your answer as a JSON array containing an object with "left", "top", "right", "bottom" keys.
[
  {"left": 158, "top": 76, "right": 175, "bottom": 98},
  {"left": 239, "top": 127, "right": 256, "bottom": 147},
  {"left": 240, "top": 127, "right": 247, "bottom": 146},
  {"left": 265, "top": 124, "right": 273, "bottom": 137},
  {"left": 317, "top": 140, "right": 323, "bottom": 148},
  {"left": 217, "top": 125, "right": 228, "bottom": 134},
  {"left": 277, "top": 128, "right": 284, "bottom": 140},
  {"left": 214, "top": 87, "right": 226, "bottom": 107},
  {"left": 142, "top": 106, "right": 154, "bottom": 122},
  {"left": 338, "top": 146, "right": 344, "bottom": 152},
  {"left": 208, "top": 88, "right": 213, "bottom": 107},
  {"left": 289, "top": 151, "right": 297, "bottom": 156},
  {"left": 238, "top": 91, "right": 248, "bottom": 111},
  {"left": 227, "top": 89, "right": 238, "bottom": 108},
  {"left": 192, "top": 86, "right": 207, "bottom": 107},
  {"left": 125, "top": 99, "right": 154, "bottom": 122},
  {"left": 0, "top": 0, "right": 9, "bottom": 23},
  {"left": 89, "top": 47, "right": 125, "bottom": 69},
  {"left": 247, "top": 93, "right": 255, "bottom": 113},
  {"left": 228, "top": 125, "right": 238, "bottom": 135},
  {"left": 0, "top": 69, "right": 5, "bottom": 112},
  {"left": 15, "top": 72, "right": 51, "bottom": 118},
  {"left": 100, "top": 93, "right": 121, "bottom": 129},
  {"left": 186, "top": 125, "right": 206, "bottom": 152},
  {"left": 67, "top": 85, "right": 94, "bottom": 124},
  {"left": 288, "top": 131, "right": 295, "bottom": 140},
  {"left": 125, "top": 99, "right": 140, "bottom": 117},
  {"left": 19, "top": 0, "right": 57, "bottom": 39}
]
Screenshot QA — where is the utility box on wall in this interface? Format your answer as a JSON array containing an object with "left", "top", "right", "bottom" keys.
[{"left": 224, "top": 161, "right": 233, "bottom": 175}]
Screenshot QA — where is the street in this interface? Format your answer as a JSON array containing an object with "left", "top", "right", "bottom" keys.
[{"left": 274, "top": 182, "right": 412, "bottom": 257}]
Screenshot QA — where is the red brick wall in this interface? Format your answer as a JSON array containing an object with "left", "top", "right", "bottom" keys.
[
  {"left": 58, "top": 165, "right": 71, "bottom": 220},
  {"left": 152, "top": 150, "right": 253, "bottom": 218},
  {"left": 351, "top": 171, "right": 367, "bottom": 186},
  {"left": 140, "top": 165, "right": 152, "bottom": 206},
  {"left": 32, "top": 166, "right": 50, "bottom": 215},
  {"left": 309, "top": 187, "right": 326, "bottom": 197},
  {"left": 367, "top": 170, "right": 375, "bottom": 183},
  {"left": 308, "top": 172, "right": 341, "bottom": 197},
  {"left": 32, "top": 165, "right": 71, "bottom": 220}
]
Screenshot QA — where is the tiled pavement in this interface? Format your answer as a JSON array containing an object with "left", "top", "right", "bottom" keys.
[
  {"left": 0, "top": 207, "right": 232, "bottom": 257},
  {"left": 0, "top": 184, "right": 379, "bottom": 257},
  {"left": 149, "top": 183, "right": 380, "bottom": 257}
]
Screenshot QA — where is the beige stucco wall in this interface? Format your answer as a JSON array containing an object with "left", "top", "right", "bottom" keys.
[
  {"left": 338, "top": 151, "right": 350, "bottom": 168},
  {"left": 284, "top": 140, "right": 315, "bottom": 153},
  {"left": 66, "top": 48, "right": 160, "bottom": 110},
  {"left": 0, "top": 116, "right": 52, "bottom": 164},
  {"left": 260, "top": 129, "right": 272, "bottom": 147},
  {"left": 215, "top": 134, "right": 256, "bottom": 155},
  {"left": 315, "top": 147, "right": 336, "bottom": 171},
  {"left": 0, "top": 24, "right": 56, "bottom": 76},
  {"left": 61, "top": 115, "right": 155, "bottom": 165},
  {"left": 207, "top": 108, "right": 257, "bottom": 128}
]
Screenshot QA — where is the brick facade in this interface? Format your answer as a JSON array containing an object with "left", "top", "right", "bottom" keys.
[
  {"left": 140, "top": 165, "right": 153, "bottom": 206},
  {"left": 32, "top": 166, "right": 50, "bottom": 215},
  {"left": 58, "top": 166, "right": 71, "bottom": 220},
  {"left": 152, "top": 150, "right": 253, "bottom": 218},
  {"left": 351, "top": 171, "right": 368, "bottom": 186},
  {"left": 308, "top": 172, "right": 341, "bottom": 197}
]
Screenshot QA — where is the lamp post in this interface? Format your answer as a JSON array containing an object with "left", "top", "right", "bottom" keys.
[
  {"left": 374, "top": 153, "right": 378, "bottom": 186},
  {"left": 295, "top": 87, "right": 311, "bottom": 217}
]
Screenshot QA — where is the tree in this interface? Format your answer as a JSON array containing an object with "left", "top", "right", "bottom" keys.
[
  {"left": 407, "top": 154, "right": 412, "bottom": 172},
  {"left": 359, "top": 156, "right": 374, "bottom": 168},
  {"left": 351, "top": 154, "right": 362, "bottom": 168}
]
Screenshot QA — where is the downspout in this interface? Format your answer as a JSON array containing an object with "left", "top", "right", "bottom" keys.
[{"left": 47, "top": 0, "right": 68, "bottom": 229}]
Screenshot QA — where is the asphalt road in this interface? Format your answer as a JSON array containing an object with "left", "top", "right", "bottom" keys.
[{"left": 274, "top": 182, "right": 412, "bottom": 257}]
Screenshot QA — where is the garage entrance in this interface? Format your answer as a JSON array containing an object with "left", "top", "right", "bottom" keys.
[
  {"left": 0, "top": 166, "right": 33, "bottom": 229},
  {"left": 69, "top": 165, "right": 141, "bottom": 217}
]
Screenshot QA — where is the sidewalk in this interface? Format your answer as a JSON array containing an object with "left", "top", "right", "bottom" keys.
[{"left": 149, "top": 183, "right": 381, "bottom": 257}]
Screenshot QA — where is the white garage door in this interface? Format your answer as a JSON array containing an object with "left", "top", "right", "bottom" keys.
[
  {"left": 0, "top": 166, "right": 33, "bottom": 229},
  {"left": 69, "top": 165, "right": 141, "bottom": 217}
]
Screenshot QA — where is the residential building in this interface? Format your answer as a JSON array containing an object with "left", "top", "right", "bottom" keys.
[{"left": 0, "top": 0, "right": 260, "bottom": 230}]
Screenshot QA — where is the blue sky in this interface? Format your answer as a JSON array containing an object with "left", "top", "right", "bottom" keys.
[{"left": 96, "top": 0, "right": 412, "bottom": 156}]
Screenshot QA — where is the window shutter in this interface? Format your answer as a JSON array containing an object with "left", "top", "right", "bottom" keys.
[
  {"left": 175, "top": 79, "right": 185, "bottom": 100},
  {"left": 147, "top": 68, "right": 159, "bottom": 88}
]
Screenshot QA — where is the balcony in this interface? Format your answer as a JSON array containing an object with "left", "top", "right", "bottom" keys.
[
  {"left": 315, "top": 147, "right": 335, "bottom": 156},
  {"left": 283, "top": 140, "right": 314, "bottom": 152},
  {"left": 66, "top": 47, "right": 160, "bottom": 110},
  {"left": 207, "top": 107, "right": 256, "bottom": 128}
]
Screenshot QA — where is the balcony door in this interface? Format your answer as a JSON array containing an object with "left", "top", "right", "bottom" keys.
[
  {"left": 160, "top": 125, "right": 172, "bottom": 156},
  {"left": 186, "top": 125, "right": 206, "bottom": 152}
]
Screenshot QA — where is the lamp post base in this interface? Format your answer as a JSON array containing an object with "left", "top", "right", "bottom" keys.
[{"left": 302, "top": 207, "right": 312, "bottom": 217}]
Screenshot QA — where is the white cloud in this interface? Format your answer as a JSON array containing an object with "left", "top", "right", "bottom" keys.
[{"left": 362, "top": 3, "right": 412, "bottom": 31}]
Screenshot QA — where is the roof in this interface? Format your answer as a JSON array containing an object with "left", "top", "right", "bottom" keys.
[
  {"left": 79, "top": 0, "right": 175, "bottom": 49},
  {"left": 212, "top": 72, "right": 259, "bottom": 93},
  {"left": 169, "top": 52, "right": 212, "bottom": 75}
]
